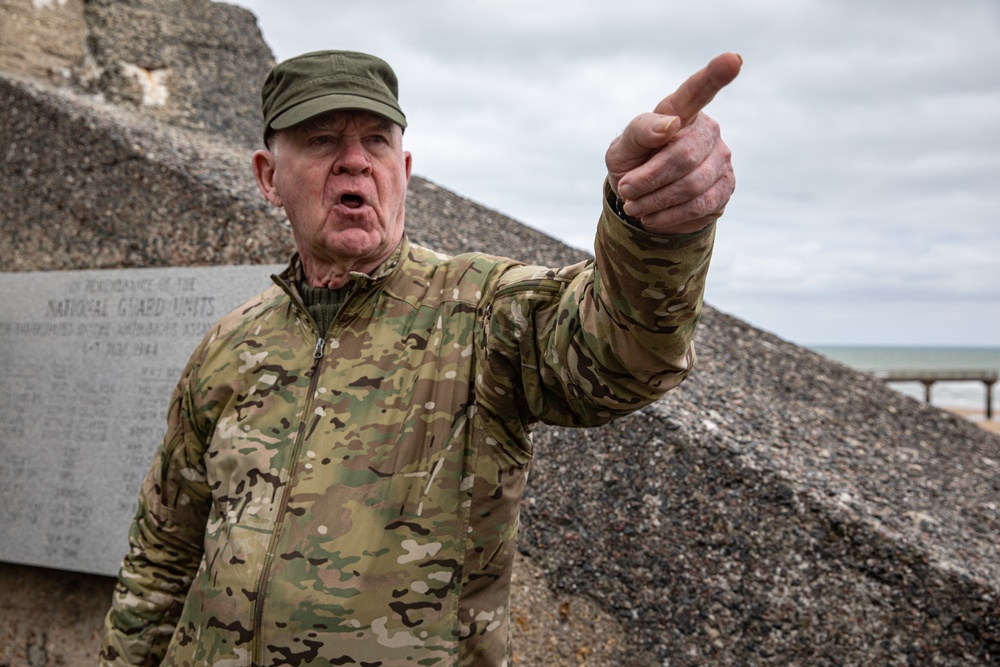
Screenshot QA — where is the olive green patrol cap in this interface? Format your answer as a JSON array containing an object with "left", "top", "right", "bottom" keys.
[{"left": 261, "top": 50, "right": 407, "bottom": 145}]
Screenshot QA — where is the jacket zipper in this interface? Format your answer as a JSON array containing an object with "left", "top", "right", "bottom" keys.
[
  {"left": 493, "top": 277, "right": 563, "bottom": 301},
  {"left": 250, "top": 302, "right": 326, "bottom": 667},
  {"left": 249, "top": 270, "right": 382, "bottom": 665}
]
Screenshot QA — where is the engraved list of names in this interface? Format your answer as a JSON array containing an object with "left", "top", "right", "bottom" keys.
[{"left": 0, "top": 264, "right": 281, "bottom": 576}]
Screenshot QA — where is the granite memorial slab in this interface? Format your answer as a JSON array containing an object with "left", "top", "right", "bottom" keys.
[{"left": 0, "top": 264, "right": 283, "bottom": 576}]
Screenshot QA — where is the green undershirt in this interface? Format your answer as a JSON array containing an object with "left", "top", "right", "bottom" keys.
[{"left": 299, "top": 283, "right": 350, "bottom": 337}]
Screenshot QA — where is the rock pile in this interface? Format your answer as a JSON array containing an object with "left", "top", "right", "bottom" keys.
[
  {"left": 0, "top": 0, "right": 269, "bottom": 149},
  {"left": 524, "top": 308, "right": 1000, "bottom": 664}
]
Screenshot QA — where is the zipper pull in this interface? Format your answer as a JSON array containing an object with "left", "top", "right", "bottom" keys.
[
  {"left": 313, "top": 336, "right": 326, "bottom": 360},
  {"left": 481, "top": 304, "right": 493, "bottom": 348}
]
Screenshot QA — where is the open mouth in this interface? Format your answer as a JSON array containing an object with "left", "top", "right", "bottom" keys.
[{"left": 340, "top": 194, "right": 365, "bottom": 209}]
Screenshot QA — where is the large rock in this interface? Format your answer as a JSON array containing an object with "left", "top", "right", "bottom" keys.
[
  {"left": 81, "top": 0, "right": 272, "bottom": 149},
  {"left": 0, "top": 0, "right": 87, "bottom": 82},
  {"left": 0, "top": 0, "right": 271, "bottom": 149},
  {"left": 0, "top": 73, "right": 292, "bottom": 272},
  {"left": 523, "top": 309, "right": 1000, "bottom": 664},
  {"left": 1, "top": 1, "right": 997, "bottom": 665}
]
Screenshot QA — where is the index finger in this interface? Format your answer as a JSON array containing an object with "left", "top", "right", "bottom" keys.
[{"left": 654, "top": 52, "right": 742, "bottom": 124}]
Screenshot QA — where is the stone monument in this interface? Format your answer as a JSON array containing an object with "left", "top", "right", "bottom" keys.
[{"left": 0, "top": 264, "right": 280, "bottom": 575}]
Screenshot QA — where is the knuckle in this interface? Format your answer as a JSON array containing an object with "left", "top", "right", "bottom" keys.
[
  {"left": 673, "top": 143, "right": 701, "bottom": 172},
  {"left": 723, "top": 168, "right": 736, "bottom": 195},
  {"left": 705, "top": 179, "right": 733, "bottom": 214},
  {"left": 689, "top": 197, "right": 714, "bottom": 221},
  {"left": 701, "top": 113, "right": 721, "bottom": 133},
  {"left": 685, "top": 185, "right": 727, "bottom": 221}
]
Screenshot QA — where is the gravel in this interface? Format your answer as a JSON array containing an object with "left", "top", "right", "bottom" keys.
[{"left": 521, "top": 309, "right": 1000, "bottom": 665}]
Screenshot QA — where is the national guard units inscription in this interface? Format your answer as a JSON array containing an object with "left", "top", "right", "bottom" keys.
[{"left": 0, "top": 265, "right": 282, "bottom": 576}]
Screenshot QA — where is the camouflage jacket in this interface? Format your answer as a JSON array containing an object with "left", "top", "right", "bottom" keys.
[{"left": 101, "top": 187, "right": 716, "bottom": 667}]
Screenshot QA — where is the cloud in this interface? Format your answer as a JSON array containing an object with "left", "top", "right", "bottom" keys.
[{"left": 230, "top": 0, "right": 1000, "bottom": 345}]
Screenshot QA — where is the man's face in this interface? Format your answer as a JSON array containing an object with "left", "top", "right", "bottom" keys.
[{"left": 255, "top": 110, "right": 412, "bottom": 285}]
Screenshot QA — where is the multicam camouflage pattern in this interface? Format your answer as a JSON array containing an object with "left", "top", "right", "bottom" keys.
[{"left": 100, "top": 188, "right": 715, "bottom": 667}]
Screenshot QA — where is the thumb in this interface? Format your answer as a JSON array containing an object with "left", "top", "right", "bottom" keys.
[{"left": 608, "top": 113, "right": 682, "bottom": 170}]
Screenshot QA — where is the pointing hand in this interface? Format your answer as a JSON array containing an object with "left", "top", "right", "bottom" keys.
[{"left": 606, "top": 53, "right": 742, "bottom": 235}]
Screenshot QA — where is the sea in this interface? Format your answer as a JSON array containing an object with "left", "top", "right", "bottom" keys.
[{"left": 808, "top": 346, "right": 1000, "bottom": 417}]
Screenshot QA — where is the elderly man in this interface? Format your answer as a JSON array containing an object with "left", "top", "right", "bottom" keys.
[{"left": 101, "top": 49, "right": 740, "bottom": 666}]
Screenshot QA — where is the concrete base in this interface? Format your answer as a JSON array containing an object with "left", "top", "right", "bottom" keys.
[{"left": 0, "top": 563, "right": 114, "bottom": 667}]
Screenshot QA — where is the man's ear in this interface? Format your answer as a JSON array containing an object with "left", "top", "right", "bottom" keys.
[{"left": 252, "top": 149, "right": 283, "bottom": 207}]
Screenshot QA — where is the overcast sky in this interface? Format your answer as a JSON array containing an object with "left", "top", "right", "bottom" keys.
[{"left": 228, "top": 0, "right": 999, "bottom": 347}]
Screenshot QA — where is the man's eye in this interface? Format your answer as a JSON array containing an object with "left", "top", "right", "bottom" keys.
[{"left": 308, "top": 134, "right": 336, "bottom": 147}]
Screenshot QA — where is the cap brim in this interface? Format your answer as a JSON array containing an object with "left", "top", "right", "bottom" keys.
[{"left": 270, "top": 93, "right": 407, "bottom": 131}]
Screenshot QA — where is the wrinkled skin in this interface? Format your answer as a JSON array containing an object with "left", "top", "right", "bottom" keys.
[
  {"left": 606, "top": 52, "right": 742, "bottom": 235},
  {"left": 253, "top": 111, "right": 413, "bottom": 288}
]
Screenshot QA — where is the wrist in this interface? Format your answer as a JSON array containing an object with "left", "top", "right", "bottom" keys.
[{"left": 606, "top": 188, "right": 645, "bottom": 230}]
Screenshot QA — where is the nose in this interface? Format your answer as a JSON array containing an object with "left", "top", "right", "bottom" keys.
[{"left": 334, "top": 139, "right": 371, "bottom": 176}]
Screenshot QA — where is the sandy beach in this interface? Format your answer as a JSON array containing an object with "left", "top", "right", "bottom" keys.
[{"left": 946, "top": 407, "right": 1000, "bottom": 434}]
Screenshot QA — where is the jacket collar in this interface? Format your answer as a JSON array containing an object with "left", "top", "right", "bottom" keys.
[{"left": 273, "top": 234, "right": 411, "bottom": 306}]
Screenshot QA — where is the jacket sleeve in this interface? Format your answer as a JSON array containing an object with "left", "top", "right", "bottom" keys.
[
  {"left": 478, "top": 179, "right": 715, "bottom": 429},
  {"left": 99, "top": 347, "right": 214, "bottom": 666}
]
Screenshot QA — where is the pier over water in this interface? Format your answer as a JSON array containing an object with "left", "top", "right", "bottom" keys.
[{"left": 874, "top": 370, "right": 998, "bottom": 420}]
